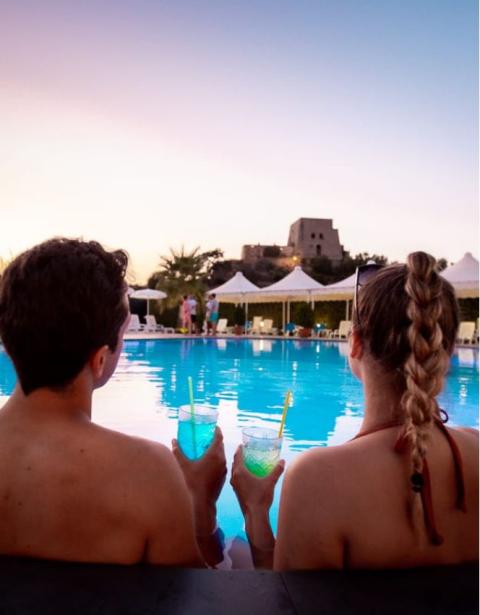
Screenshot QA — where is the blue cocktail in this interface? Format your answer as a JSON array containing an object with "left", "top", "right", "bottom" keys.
[{"left": 177, "top": 405, "right": 218, "bottom": 460}]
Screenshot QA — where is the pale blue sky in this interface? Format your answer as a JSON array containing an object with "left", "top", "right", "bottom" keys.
[{"left": 0, "top": 0, "right": 477, "bottom": 281}]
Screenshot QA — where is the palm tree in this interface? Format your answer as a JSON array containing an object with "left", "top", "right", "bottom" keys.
[{"left": 148, "top": 247, "right": 223, "bottom": 309}]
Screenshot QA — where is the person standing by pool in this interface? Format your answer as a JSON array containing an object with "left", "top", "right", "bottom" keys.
[
  {"left": 231, "top": 252, "right": 478, "bottom": 570},
  {"left": 205, "top": 293, "right": 219, "bottom": 336},
  {"left": 0, "top": 239, "right": 227, "bottom": 567},
  {"left": 208, "top": 293, "right": 220, "bottom": 336},
  {"left": 180, "top": 295, "right": 191, "bottom": 333},
  {"left": 187, "top": 294, "right": 198, "bottom": 334}
]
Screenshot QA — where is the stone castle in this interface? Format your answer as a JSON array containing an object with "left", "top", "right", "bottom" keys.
[{"left": 241, "top": 218, "right": 345, "bottom": 266}]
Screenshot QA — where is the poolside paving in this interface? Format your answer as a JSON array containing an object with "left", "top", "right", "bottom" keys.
[{"left": 123, "top": 332, "right": 478, "bottom": 349}]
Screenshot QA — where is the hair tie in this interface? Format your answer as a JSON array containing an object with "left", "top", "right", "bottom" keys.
[{"left": 410, "top": 472, "right": 424, "bottom": 493}]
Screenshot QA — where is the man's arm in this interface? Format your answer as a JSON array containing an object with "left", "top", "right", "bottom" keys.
[
  {"left": 140, "top": 444, "right": 205, "bottom": 567},
  {"left": 172, "top": 428, "right": 227, "bottom": 567}
]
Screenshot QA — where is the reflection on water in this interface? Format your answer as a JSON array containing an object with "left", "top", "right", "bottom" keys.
[{"left": 0, "top": 339, "right": 478, "bottom": 536}]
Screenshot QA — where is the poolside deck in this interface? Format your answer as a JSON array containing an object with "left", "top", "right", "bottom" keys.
[
  {"left": 0, "top": 557, "right": 476, "bottom": 614},
  {"left": 123, "top": 332, "right": 478, "bottom": 349}
]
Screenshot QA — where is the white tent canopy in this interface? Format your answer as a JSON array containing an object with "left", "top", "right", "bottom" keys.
[
  {"left": 209, "top": 271, "right": 260, "bottom": 303},
  {"left": 441, "top": 252, "right": 479, "bottom": 298},
  {"left": 209, "top": 272, "right": 260, "bottom": 327},
  {"left": 312, "top": 272, "right": 356, "bottom": 301},
  {"left": 254, "top": 266, "right": 324, "bottom": 301},
  {"left": 248, "top": 266, "right": 324, "bottom": 329}
]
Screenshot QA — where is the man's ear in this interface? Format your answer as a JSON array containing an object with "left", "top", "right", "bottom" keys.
[
  {"left": 349, "top": 329, "right": 364, "bottom": 360},
  {"left": 89, "top": 345, "right": 110, "bottom": 381}
]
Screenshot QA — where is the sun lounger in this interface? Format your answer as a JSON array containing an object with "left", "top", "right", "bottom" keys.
[
  {"left": 250, "top": 316, "right": 263, "bottom": 335},
  {"left": 127, "top": 314, "right": 144, "bottom": 332},
  {"left": 216, "top": 318, "right": 229, "bottom": 334},
  {"left": 144, "top": 315, "right": 175, "bottom": 334},
  {"left": 331, "top": 320, "right": 352, "bottom": 339},
  {"left": 262, "top": 319, "right": 278, "bottom": 335},
  {"left": 457, "top": 321, "right": 476, "bottom": 344}
]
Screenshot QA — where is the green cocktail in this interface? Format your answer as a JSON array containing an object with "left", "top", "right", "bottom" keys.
[
  {"left": 178, "top": 405, "right": 218, "bottom": 460},
  {"left": 242, "top": 426, "right": 283, "bottom": 477}
]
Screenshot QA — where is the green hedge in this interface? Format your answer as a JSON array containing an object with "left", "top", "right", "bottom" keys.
[
  {"left": 141, "top": 297, "right": 479, "bottom": 331},
  {"left": 217, "top": 301, "right": 347, "bottom": 330}
]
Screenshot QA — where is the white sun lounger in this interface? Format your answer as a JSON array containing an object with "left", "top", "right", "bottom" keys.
[
  {"left": 250, "top": 316, "right": 263, "bottom": 335},
  {"left": 331, "top": 320, "right": 352, "bottom": 339},
  {"left": 457, "top": 321, "right": 476, "bottom": 344},
  {"left": 127, "top": 314, "right": 144, "bottom": 332},
  {"left": 216, "top": 318, "right": 229, "bottom": 334},
  {"left": 262, "top": 319, "right": 278, "bottom": 335},
  {"left": 144, "top": 315, "right": 175, "bottom": 334}
]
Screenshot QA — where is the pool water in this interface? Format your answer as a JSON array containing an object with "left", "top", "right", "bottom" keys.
[{"left": 0, "top": 339, "right": 478, "bottom": 539}]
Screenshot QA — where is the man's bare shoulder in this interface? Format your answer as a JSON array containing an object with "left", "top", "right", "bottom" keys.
[
  {"left": 85, "top": 422, "right": 179, "bottom": 481},
  {"left": 81, "top": 423, "right": 192, "bottom": 527}
]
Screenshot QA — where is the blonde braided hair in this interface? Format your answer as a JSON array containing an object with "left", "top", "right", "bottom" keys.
[
  {"left": 401, "top": 252, "right": 451, "bottom": 482},
  {"left": 355, "top": 252, "right": 459, "bottom": 499}
]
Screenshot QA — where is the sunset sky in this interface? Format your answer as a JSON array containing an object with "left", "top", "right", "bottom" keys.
[{"left": 0, "top": 0, "right": 477, "bottom": 282}]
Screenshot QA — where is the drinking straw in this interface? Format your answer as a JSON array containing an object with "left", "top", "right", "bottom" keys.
[
  {"left": 188, "top": 376, "right": 195, "bottom": 416},
  {"left": 187, "top": 376, "right": 198, "bottom": 457},
  {"left": 278, "top": 390, "right": 292, "bottom": 438}
]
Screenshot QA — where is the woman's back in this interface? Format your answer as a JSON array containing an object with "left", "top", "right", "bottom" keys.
[
  {"left": 233, "top": 253, "right": 478, "bottom": 573},
  {"left": 274, "top": 424, "right": 478, "bottom": 570}
]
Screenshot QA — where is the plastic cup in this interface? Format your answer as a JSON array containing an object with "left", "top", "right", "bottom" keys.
[
  {"left": 177, "top": 405, "right": 218, "bottom": 460},
  {"left": 242, "top": 426, "right": 283, "bottom": 477}
]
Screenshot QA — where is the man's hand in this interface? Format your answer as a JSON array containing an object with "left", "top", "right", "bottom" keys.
[{"left": 172, "top": 427, "right": 227, "bottom": 536}]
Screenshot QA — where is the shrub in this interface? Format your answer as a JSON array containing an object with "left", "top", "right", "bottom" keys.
[
  {"left": 295, "top": 303, "right": 315, "bottom": 329},
  {"left": 233, "top": 305, "right": 246, "bottom": 326}
]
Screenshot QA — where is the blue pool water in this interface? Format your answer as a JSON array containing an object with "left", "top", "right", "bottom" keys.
[{"left": 0, "top": 339, "right": 478, "bottom": 538}]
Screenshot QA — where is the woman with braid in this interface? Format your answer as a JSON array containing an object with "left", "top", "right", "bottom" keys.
[{"left": 231, "top": 251, "right": 478, "bottom": 570}]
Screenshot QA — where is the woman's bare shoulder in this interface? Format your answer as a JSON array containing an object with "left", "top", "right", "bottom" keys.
[
  {"left": 454, "top": 426, "right": 479, "bottom": 439},
  {"left": 285, "top": 440, "right": 362, "bottom": 490}
]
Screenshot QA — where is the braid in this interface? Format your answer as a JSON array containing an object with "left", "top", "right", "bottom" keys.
[{"left": 401, "top": 253, "right": 451, "bottom": 480}]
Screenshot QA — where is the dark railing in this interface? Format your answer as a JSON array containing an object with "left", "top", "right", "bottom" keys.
[{"left": 0, "top": 557, "right": 477, "bottom": 614}]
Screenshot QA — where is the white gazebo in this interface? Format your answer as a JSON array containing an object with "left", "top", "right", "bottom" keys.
[
  {"left": 208, "top": 272, "right": 260, "bottom": 325},
  {"left": 312, "top": 261, "right": 380, "bottom": 319},
  {"left": 130, "top": 288, "right": 167, "bottom": 315},
  {"left": 440, "top": 252, "right": 479, "bottom": 298},
  {"left": 252, "top": 266, "right": 324, "bottom": 329},
  {"left": 312, "top": 272, "right": 357, "bottom": 319}
]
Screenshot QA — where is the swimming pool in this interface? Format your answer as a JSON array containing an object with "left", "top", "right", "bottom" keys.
[{"left": 0, "top": 339, "right": 478, "bottom": 538}]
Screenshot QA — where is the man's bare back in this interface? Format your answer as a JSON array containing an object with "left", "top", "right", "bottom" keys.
[
  {"left": 0, "top": 394, "right": 202, "bottom": 565},
  {"left": 0, "top": 239, "right": 228, "bottom": 567}
]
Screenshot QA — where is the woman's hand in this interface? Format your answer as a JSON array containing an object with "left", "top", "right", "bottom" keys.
[
  {"left": 230, "top": 445, "right": 285, "bottom": 517},
  {"left": 172, "top": 427, "right": 227, "bottom": 536},
  {"left": 230, "top": 445, "right": 285, "bottom": 569}
]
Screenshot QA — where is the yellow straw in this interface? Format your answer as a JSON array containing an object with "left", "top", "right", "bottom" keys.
[{"left": 278, "top": 390, "right": 292, "bottom": 438}]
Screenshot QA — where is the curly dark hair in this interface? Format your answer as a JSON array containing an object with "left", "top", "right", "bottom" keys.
[{"left": 0, "top": 238, "right": 129, "bottom": 395}]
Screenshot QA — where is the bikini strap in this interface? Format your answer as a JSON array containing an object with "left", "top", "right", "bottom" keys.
[
  {"left": 394, "top": 429, "right": 444, "bottom": 546},
  {"left": 394, "top": 417, "right": 467, "bottom": 546},
  {"left": 434, "top": 419, "right": 467, "bottom": 513}
]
